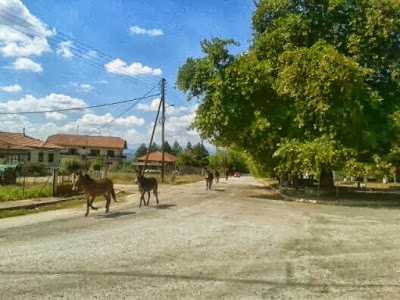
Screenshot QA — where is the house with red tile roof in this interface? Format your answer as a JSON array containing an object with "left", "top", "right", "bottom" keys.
[
  {"left": 135, "top": 151, "right": 177, "bottom": 173},
  {"left": 46, "top": 134, "right": 127, "bottom": 167},
  {"left": 0, "top": 131, "right": 62, "bottom": 167}
]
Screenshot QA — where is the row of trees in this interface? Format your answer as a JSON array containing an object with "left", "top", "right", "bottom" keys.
[
  {"left": 134, "top": 140, "right": 248, "bottom": 173},
  {"left": 176, "top": 0, "right": 400, "bottom": 185}
]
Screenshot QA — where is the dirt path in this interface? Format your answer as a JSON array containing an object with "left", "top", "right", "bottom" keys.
[{"left": 0, "top": 176, "right": 399, "bottom": 299}]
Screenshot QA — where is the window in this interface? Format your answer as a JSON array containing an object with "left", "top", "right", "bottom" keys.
[
  {"left": 90, "top": 149, "right": 100, "bottom": 156},
  {"left": 107, "top": 150, "right": 115, "bottom": 157},
  {"left": 38, "top": 152, "right": 44, "bottom": 162},
  {"left": 48, "top": 153, "right": 54, "bottom": 163}
]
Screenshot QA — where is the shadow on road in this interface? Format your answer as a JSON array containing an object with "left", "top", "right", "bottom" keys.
[
  {"left": 96, "top": 211, "right": 136, "bottom": 219},
  {"left": 156, "top": 204, "right": 177, "bottom": 210}
]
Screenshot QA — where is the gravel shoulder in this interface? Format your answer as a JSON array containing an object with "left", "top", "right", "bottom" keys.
[{"left": 1, "top": 176, "right": 400, "bottom": 299}]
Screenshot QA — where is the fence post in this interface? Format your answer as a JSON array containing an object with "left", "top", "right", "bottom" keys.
[{"left": 52, "top": 168, "right": 58, "bottom": 196}]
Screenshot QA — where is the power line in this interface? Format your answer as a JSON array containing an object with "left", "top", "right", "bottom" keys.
[
  {"left": 87, "top": 80, "right": 163, "bottom": 134},
  {"left": 0, "top": 4, "right": 161, "bottom": 88},
  {"left": 0, "top": 92, "right": 160, "bottom": 115}
]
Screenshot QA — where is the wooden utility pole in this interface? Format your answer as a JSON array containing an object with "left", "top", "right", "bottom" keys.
[
  {"left": 161, "top": 78, "right": 166, "bottom": 183},
  {"left": 142, "top": 83, "right": 163, "bottom": 174}
]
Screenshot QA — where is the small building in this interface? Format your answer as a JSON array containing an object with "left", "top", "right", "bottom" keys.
[
  {"left": 0, "top": 131, "right": 62, "bottom": 168},
  {"left": 46, "top": 134, "right": 127, "bottom": 168},
  {"left": 135, "top": 151, "right": 177, "bottom": 173}
]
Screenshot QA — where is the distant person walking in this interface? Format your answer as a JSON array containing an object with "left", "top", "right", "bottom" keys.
[
  {"left": 215, "top": 171, "right": 220, "bottom": 183},
  {"left": 225, "top": 169, "right": 229, "bottom": 181}
]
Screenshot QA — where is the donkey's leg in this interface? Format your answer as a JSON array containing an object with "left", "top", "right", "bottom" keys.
[
  {"left": 105, "top": 194, "right": 111, "bottom": 213},
  {"left": 146, "top": 191, "right": 151, "bottom": 206},
  {"left": 89, "top": 196, "right": 98, "bottom": 210},
  {"left": 85, "top": 198, "right": 90, "bottom": 217},
  {"left": 139, "top": 192, "right": 145, "bottom": 207},
  {"left": 154, "top": 187, "right": 159, "bottom": 205}
]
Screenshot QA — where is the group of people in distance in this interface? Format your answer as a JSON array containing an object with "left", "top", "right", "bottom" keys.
[{"left": 205, "top": 169, "right": 229, "bottom": 190}]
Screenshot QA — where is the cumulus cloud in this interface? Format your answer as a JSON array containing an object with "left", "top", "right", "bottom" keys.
[
  {"left": 137, "top": 98, "right": 161, "bottom": 112},
  {"left": 0, "top": 93, "right": 87, "bottom": 114},
  {"left": 45, "top": 112, "right": 67, "bottom": 120},
  {"left": 0, "top": 0, "right": 54, "bottom": 57},
  {"left": 115, "top": 116, "right": 145, "bottom": 126},
  {"left": 0, "top": 84, "right": 22, "bottom": 93},
  {"left": 57, "top": 41, "right": 73, "bottom": 58},
  {"left": 11, "top": 57, "right": 43, "bottom": 72},
  {"left": 105, "top": 59, "right": 162, "bottom": 76},
  {"left": 130, "top": 26, "right": 163, "bottom": 36},
  {"left": 73, "top": 113, "right": 144, "bottom": 128}
]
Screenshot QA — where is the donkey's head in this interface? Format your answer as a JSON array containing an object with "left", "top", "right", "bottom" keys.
[{"left": 72, "top": 171, "right": 85, "bottom": 191}]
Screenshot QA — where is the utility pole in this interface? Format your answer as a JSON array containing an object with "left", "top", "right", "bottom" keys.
[
  {"left": 142, "top": 86, "right": 163, "bottom": 174},
  {"left": 161, "top": 78, "right": 166, "bottom": 183}
]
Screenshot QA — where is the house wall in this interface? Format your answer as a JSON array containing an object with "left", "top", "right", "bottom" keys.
[
  {"left": 59, "top": 146, "right": 125, "bottom": 167},
  {"left": 30, "top": 150, "right": 61, "bottom": 168},
  {"left": 0, "top": 149, "right": 60, "bottom": 168}
]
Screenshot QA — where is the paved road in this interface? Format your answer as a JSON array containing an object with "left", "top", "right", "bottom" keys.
[{"left": 0, "top": 176, "right": 399, "bottom": 299}]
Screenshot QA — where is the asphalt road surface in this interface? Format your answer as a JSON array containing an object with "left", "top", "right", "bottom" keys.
[{"left": 1, "top": 176, "right": 399, "bottom": 299}]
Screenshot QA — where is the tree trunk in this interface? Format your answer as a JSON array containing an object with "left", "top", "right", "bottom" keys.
[{"left": 319, "top": 169, "right": 334, "bottom": 188}]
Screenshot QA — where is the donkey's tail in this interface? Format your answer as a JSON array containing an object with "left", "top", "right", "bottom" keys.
[{"left": 111, "top": 188, "right": 117, "bottom": 202}]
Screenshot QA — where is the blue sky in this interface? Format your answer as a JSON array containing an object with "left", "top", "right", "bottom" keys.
[{"left": 0, "top": 0, "right": 254, "bottom": 151}]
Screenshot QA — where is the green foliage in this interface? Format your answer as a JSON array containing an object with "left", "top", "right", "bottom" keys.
[
  {"left": 91, "top": 156, "right": 105, "bottom": 171},
  {"left": 176, "top": 142, "right": 209, "bottom": 168},
  {"left": 22, "top": 162, "right": 47, "bottom": 175},
  {"left": 176, "top": 0, "right": 400, "bottom": 177},
  {"left": 59, "top": 159, "right": 86, "bottom": 173},
  {"left": 171, "top": 141, "right": 183, "bottom": 156},
  {"left": 135, "top": 143, "right": 148, "bottom": 158}
]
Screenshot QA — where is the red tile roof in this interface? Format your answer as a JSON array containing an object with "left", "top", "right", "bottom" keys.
[
  {"left": 46, "top": 134, "right": 127, "bottom": 149},
  {"left": 136, "top": 151, "right": 177, "bottom": 163},
  {"left": 0, "top": 131, "right": 61, "bottom": 150}
]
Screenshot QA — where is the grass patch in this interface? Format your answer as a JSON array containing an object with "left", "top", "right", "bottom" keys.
[{"left": 0, "top": 184, "right": 52, "bottom": 201}]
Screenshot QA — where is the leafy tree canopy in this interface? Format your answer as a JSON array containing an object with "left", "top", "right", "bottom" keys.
[{"left": 176, "top": 0, "right": 400, "bottom": 176}]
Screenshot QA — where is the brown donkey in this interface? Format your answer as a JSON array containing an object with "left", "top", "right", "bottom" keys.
[
  {"left": 72, "top": 172, "right": 117, "bottom": 217},
  {"left": 135, "top": 171, "right": 159, "bottom": 207}
]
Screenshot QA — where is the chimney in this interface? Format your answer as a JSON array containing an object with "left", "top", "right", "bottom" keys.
[{"left": 22, "top": 127, "right": 25, "bottom": 136}]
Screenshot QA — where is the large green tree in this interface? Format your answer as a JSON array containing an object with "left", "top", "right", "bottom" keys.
[{"left": 177, "top": 0, "right": 400, "bottom": 178}]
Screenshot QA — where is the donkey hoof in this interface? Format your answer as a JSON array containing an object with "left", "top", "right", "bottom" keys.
[{"left": 85, "top": 213, "right": 89, "bottom": 217}]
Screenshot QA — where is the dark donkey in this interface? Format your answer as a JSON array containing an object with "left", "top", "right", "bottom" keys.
[
  {"left": 72, "top": 172, "right": 117, "bottom": 217},
  {"left": 205, "top": 170, "right": 214, "bottom": 190},
  {"left": 135, "top": 171, "right": 159, "bottom": 207}
]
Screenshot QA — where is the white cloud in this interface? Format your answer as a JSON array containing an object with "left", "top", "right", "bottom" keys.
[
  {"left": 45, "top": 112, "right": 67, "bottom": 120},
  {"left": 130, "top": 26, "right": 163, "bottom": 37},
  {"left": 0, "top": 0, "right": 54, "bottom": 57},
  {"left": 71, "top": 82, "right": 93, "bottom": 93},
  {"left": 115, "top": 116, "right": 145, "bottom": 126},
  {"left": 137, "top": 98, "right": 161, "bottom": 111},
  {"left": 0, "top": 93, "right": 87, "bottom": 113},
  {"left": 0, "top": 84, "right": 22, "bottom": 93},
  {"left": 57, "top": 41, "right": 73, "bottom": 58},
  {"left": 72, "top": 113, "right": 144, "bottom": 128},
  {"left": 105, "top": 59, "right": 162, "bottom": 76},
  {"left": 11, "top": 57, "right": 43, "bottom": 72}
]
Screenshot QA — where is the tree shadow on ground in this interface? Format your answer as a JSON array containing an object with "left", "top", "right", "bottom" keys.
[{"left": 96, "top": 211, "right": 136, "bottom": 219}]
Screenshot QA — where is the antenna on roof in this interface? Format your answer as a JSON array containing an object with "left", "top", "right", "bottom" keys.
[
  {"left": 77, "top": 125, "right": 79, "bottom": 135},
  {"left": 22, "top": 128, "right": 25, "bottom": 136}
]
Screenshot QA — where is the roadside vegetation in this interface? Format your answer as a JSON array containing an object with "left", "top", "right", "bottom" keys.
[{"left": 176, "top": 0, "right": 400, "bottom": 188}]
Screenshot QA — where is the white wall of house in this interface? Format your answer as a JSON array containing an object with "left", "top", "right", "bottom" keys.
[{"left": 29, "top": 150, "right": 61, "bottom": 168}]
